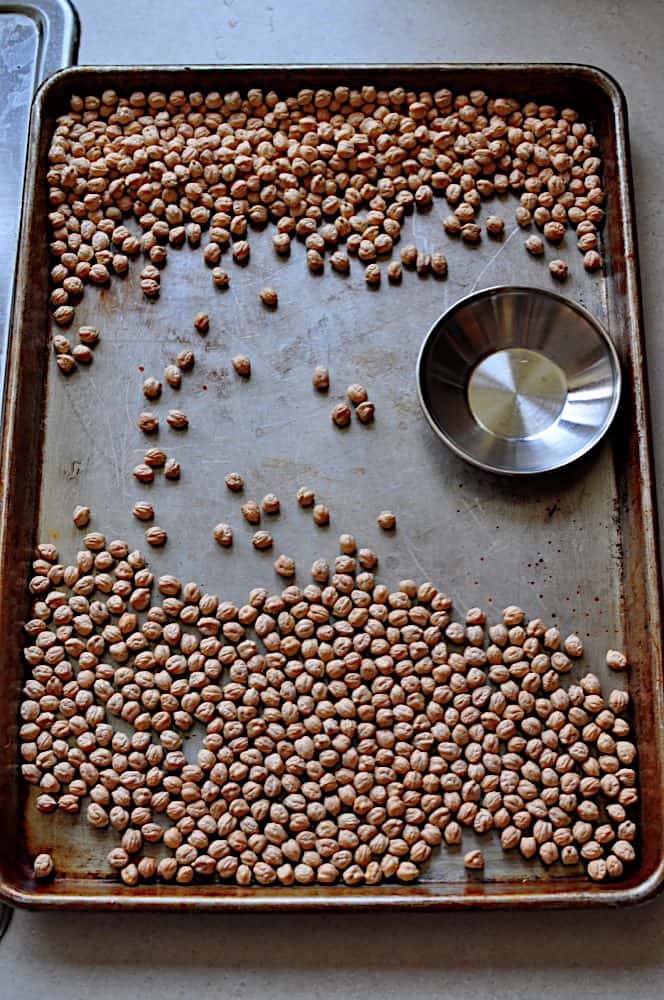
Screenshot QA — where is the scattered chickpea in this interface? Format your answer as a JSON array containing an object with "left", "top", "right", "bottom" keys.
[
  {"left": 225, "top": 472, "right": 244, "bottom": 492},
  {"left": 330, "top": 252, "right": 350, "bottom": 274},
  {"left": 132, "top": 501, "right": 154, "bottom": 521},
  {"left": 232, "top": 354, "right": 251, "bottom": 378},
  {"left": 311, "top": 558, "right": 330, "bottom": 583},
  {"left": 331, "top": 402, "right": 352, "bottom": 428},
  {"left": 485, "top": 216, "right": 505, "bottom": 237},
  {"left": 193, "top": 312, "right": 209, "bottom": 334},
  {"left": 33, "top": 853, "right": 55, "bottom": 880},
  {"left": 544, "top": 221, "right": 565, "bottom": 242},
  {"left": 72, "top": 344, "right": 93, "bottom": 365},
  {"left": 339, "top": 533, "right": 357, "bottom": 554},
  {"left": 461, "top": 224, "right": 482, "bottom": 244},
  {"left": 313, "top": 503, "right": 330, "bottom": 526},
  {"left": 584, "top": 250, "right": 601, "bottom": 272},
  {"left": 78, "top": 326, "right": 100, "bottom": 346},
  {"left": 72, "top": 505, "right": 91, "bottom": 529},
  {"left": 232, "top": 240, "right": 250, "bottom": 264},
  {"left": 138, "top": 412, "right": 159, "bottom": 434},
  {"left": 164, "top": 365, "right": 182, "bottom": 389},
  {"left": 133, "top": 463, "right": 154, "bottom": 484},
  {"left": 213, "top": 523, "right": 233, "bottom": 548},
  {"left": 416, "top": 252, "right": 431, "bottom": 275},
  {"left": 212, "top": 267, "right": 230, "bottom": 288},
  {"left": 274, "top": 554, "right": 296, "bottom": 578},
  {"left": 358, "top": 548, "right": 378, "bottom": 569},
  {"left": 163, "top": 458, "right": 181, "bottom": 480},
  {"left": 260, "top": 287, "right": 278, "bottom": 308},
  {"left": 252, "top": 530, "right": 273, "bottom": 550},
  {"left": 145, "top": 526, "right": 167, "bottom": 547},
  {"left": 464, "top": 850, "right": 484, "bottom": 870},
  {"left": 377, "top": 510, "right": 396, "bottom": 531},
  {"left": 365, "top": 264, "right": 381, "bottom": 287},
  {"left": 297, "top": 486, "right": 315, "bottom": 507},
  {"left": 56, "top": 354, "right": 77, "bottom": 375},
  {"left": 431, "top": 252, "right": 448, "bottom": 276},
  {"left": 387, "top": 261, "right": 402, "bottom": 284},
  {"left": 606, "top": 649, "right": 629, "bottom": 671},
  {"left": 241, "top": 500, "right": 261, "bottom": 525},
  {"left": 143, "top": 377, "right": 162, "bottom": 400},
  {"left": 564, "top": 634, "right": 584, "bottom": 658},
  {"left": 356, "top": 401, "right": 375, "bottom": 424},
  {"left": 525, "top": 235, "right": 545, "bottom": 256},
  {"left": 347, "top": 384, "right": 368, "bottom": 406},
  {"left": 312, "top": 366, "right": 330, "bottom": 392},
  {"left": 273, "top": 233, "right": 291, "bottom": 256},
  {"left": 400, "top": 245, "right": 418, "bottom": 268},
  {"left": 261, "top": 494, "right": 280, "bottom": 515},
  {"left": 166, "top": 409, "right": 188, "bottom": 430},
  {"left": 515, "top": 206, "right": 532, "bottom": 227},
  {"left": 307, "top": 249, "right": 324, "bottom": 273},
  {"left": 176, "top": 350, "right": 195, "bottom": 372},
  {"left": 443, "top": 215, "right": 462, "bottom": 236},
  {"left": 549, "top": 259, "right": 569, "bottom": 281}
]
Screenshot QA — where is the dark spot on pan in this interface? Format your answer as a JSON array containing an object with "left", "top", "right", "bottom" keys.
[
  {"left": 205, "top": 367, "right": 233, "bottom": 398},
  {"left": 138, "top": 365, "right": 144, "bottom": 373}
]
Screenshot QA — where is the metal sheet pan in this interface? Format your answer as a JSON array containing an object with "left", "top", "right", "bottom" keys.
[
  {"left": 1, "top": 64, "right": 662, "bottom": 910},
  {"left": 0, "top": 0, "right": 79, "bottom": 410}
]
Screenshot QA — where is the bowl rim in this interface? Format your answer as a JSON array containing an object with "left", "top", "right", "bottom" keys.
[{"left": 415, "top": 284, "right": 623, "bottom": 476}]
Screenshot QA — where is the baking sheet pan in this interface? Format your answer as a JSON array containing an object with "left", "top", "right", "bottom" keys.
[{"left": 1, "top": 65, "right": 662, "bottom": 910}]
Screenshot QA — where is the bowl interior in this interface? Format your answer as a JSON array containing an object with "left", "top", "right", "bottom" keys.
[{"left": 417, "top": 286, "right": 621, "bottom": 475}]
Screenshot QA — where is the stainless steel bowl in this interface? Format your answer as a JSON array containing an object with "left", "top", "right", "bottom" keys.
[{"left": 416, "top": 286, "right": 622, "bottom": 476}]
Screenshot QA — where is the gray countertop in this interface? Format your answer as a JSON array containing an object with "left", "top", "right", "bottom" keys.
[{"left": 4, "top": 1, "right": 664, "bottom": 996}]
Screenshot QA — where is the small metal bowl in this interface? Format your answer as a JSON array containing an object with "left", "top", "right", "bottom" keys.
[{"left": 416, "top": 286, "right": 622, "bottom": 476}]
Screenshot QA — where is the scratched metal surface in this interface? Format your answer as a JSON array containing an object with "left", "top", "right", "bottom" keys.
[{"left": 9, "top": 65, "right": 660, "bottom": 908}]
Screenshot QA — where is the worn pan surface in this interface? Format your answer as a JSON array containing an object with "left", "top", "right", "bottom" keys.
[{"left": 1, "top": 65, "right": 662, "bottom": 910}]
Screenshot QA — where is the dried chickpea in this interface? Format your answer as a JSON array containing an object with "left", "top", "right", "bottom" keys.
[
  {"left": 356, "top": 401, "right": 375, "bottom": 424},
  {"left": 226, "top": 473, "right": 244, "bottom": 493},
  {"left": 387, "top": 261, "right": 402, "bottom": 284},
  {"left": 252, "top": 530, "right": 273, "bottom": 551},
  {"left": 312, "top": 366, "right": 330, "bottom": 392},
  {"left": 145, "top": 526, "right": 167, "bottom": 547},
  {"left": 164, "top": 458, "right": 180, "bottom": 480},
  {"left": 464, "top": 849, "right": 484, "bottom": 870},
  {"left": 313, "top": 504, "right": 330, "bottom": 526},
  {"left": 142, "top": 377, "right": 161, "bottom": 400},
  {"left": 241, "top": 501, "right": 261, "bottom": 525},
  {"left": 606, "top": 649, "right": 628, "bottom": 671},
  {"left": 261, "top": 494, "right": 280, "bottom": 515},
  {"left": 377, "top": 510, "right": 396, "bottom": 531},
  {"left": 260, "top": 287, "right": 278, "bottom": 308},
  {"left": 166, "top": 410, "right": 188, "bottom": 430},
  {"left": 485, "top": 216, "right": 505, "bottom": 237},
  {"left": 214, "top": 523, "right": 233, "bottom": 548},
  {"left": 297, "top": 486, "right": 315, "bottom": 507},
  {"left": 347, "top": 384, "right": 368, "bottom": 406},
  {"left": 132, "top": 502, "right": 154, "bottom": 522},
  {"left": 549, "top": 259, "right": 569, "bottom": 281},
  {"left": 331, "top": 403, "right": 352, "bottom": 428},
  {"left": 33, "top": 853, "right": 55, "bottom": 880},
  {"left": 232, "top": 355, "right": 251, "bottom": 378},
  {"left": 72, "top": 505, "right": 91, "bottom": 529},
  {"left": 193, "top": 312, "right": 209, "bottom": 334},
  {"left": 274, "top": 554, "right": 296, "bottom": 578},
  {"left": 525, "top": 235, "right": 545, "bottom": 256}
]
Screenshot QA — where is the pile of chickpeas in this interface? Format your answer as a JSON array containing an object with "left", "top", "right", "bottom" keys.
[
  {"left": 23, "top": 531, "right": 635, "bottom": 888},
  {"left": 46, "top": 83, "right": 605, "bottom": 328}
]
